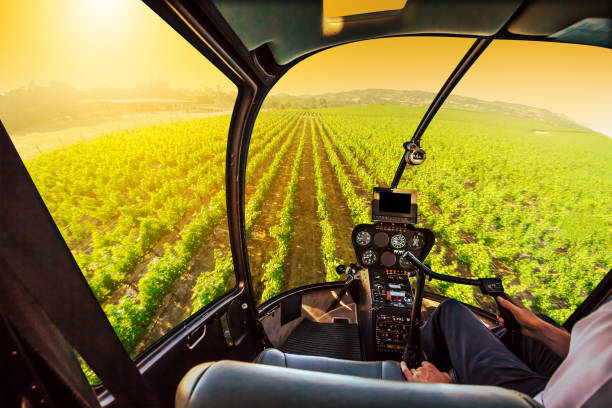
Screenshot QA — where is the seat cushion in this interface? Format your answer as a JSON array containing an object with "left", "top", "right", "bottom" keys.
[
  {"left": 176, "top": 360, "right": 542, "bottom": 408},
  {"left": 254, "top": 348, "right": 405, "bottom": 381}
]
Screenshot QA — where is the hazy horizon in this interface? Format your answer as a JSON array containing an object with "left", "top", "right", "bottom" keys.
[
  {"left": 2, "top": 81, "right": 609, "bottom": 137},
  {"left": 2, "top": 1, "right": 610, "bottom": 137}
]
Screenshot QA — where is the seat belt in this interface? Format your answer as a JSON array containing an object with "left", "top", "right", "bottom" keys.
[{"left": 0, "top": 123, "right": 161, "bottom": 408}]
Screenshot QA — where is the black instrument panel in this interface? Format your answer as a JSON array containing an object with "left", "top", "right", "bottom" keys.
[
  {"left": 351, "top": 223, "right": 434, "bottom": 271},
  {"left": 353, "top": 222, "right": 435, "bottom": 359}
]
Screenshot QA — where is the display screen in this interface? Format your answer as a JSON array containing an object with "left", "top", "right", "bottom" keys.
[{"left": 379, "top": 191, "right": 412, "bottom": 214}]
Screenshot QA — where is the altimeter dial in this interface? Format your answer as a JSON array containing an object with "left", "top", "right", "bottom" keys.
[
  {"left": 390, "top": 233, "right": 407, "bottom": 249},
  {"left": 362, "top": 249, "right": 377, "bottom": 266},
  {"left": 355, "top": 230, "right": 372, "bottom": 246}
]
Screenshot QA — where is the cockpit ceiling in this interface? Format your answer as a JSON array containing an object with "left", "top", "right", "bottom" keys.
[{"left": 209, "top": 0, "right": 611, "bottom": 65}]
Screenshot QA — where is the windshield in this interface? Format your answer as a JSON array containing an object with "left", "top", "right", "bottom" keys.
[
  {"left": 250, "top": 37, "right": 611, "bottom": 321},
  {"left": 1, "top": 0, "right": 240, "bottom": 381},
  {"left": 249, "top": 37, "right": 474, "bottom": 302},
  {"left": 422, "top": 40, "right": 612, "bottom": 321}
]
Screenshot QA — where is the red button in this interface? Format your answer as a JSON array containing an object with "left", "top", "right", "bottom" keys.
[{"left": 386, "top": 292, "right": 392, "bottom": 301}]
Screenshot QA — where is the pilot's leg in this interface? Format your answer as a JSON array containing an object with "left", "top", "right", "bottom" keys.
[
  {"left": 514, "top": 314, "right": 564, "bottom": 377},
  {"left": 420, "top": 299, "right": 548, "bottom": 396},
  {"left": 490, "top": 312, "right": 563, "bottom": 377}
]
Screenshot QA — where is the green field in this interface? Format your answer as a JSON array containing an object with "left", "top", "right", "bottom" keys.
[
  {"left": 317, "top": 106, "right": 611, "bottom": 321},
  {"left": 20, "top": 105, "right": 612, "bottom": 360}
]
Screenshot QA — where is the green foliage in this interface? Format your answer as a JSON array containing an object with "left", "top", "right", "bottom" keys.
[
  {"left": 104, "top": 190, "right": 226, "bottom": 354},
  {"left": 26, "top": 112, "right": 292, "bottom": 305},
  {"left": 26, "top": 117, "right": 231, "bottom": 249},
  {"left": 27, "top": 111, "right": 294, "bottom": 357},
  {"left": 317, "top": 106, "right": 612, "bottom": 319},
  {"left": 191, "top": 115, "right": 302, "bottom": 310},
  {"left": 316, "top": 118, "right": 370, "bottom": 225},
  {"left": 25, "top": 103, "right": 611, "bottom": 361},
  {"left": 191, "top": 249, "right": 234, "bottom": 311},
  {"left": 104, "top": 114, "right": 300, "bottom": 354},
  {"left": 310, "top": 119, "right": 342, "bottom": 282}
]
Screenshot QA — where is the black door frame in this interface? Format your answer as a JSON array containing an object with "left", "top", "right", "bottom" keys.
[{"left": 142, "top": 0, "right": 290, "bottom": 334}]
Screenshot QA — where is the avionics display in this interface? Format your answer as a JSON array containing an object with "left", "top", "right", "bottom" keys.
[
  {"left": 379, "top": 191, "right": 411, "bottom": 213},
  {"left": 371, "top": 188, "right": 417, "bottom": 224}
]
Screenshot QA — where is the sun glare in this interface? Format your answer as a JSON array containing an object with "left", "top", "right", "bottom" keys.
[
  {"left": 86, "top": 0, "right": 124, "bottom": 18},
  {"left": 75, "top": 0, "right": 128, "bottom": 32}
]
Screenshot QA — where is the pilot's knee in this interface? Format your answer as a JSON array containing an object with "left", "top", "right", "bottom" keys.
[{"left": 438, "top": 298, "right": 466, "bottom": 315}]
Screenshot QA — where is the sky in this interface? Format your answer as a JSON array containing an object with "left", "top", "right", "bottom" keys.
[
  {"left": 272, "top": 37, "right": 612, "bottom": 136},
  {"left": 0, "top": 0, "right": 232, "bottom": 92},
  {"left": 1, "top": 0, "right": 611, "bottom": 136}
]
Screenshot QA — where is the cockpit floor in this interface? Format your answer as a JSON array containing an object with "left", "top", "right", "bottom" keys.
[{"left": 281, "top": 319, "right": 361, "bottom": 360}]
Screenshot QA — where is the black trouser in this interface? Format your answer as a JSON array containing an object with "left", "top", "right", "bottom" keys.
[{"left": 420, "top": 299, "right": 563, "bottom": 397}]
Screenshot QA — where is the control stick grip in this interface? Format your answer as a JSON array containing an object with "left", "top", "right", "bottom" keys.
[
  {"left": 478, "top": 278, "right": 521, "bottom": 351},
  {"left": 495, "top": 293, "right": 520, "bottom": 332},
  {"left": 493, "top": 292, "right": 521, "bottom": 353}
]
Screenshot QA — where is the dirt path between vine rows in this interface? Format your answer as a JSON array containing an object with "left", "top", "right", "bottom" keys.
[
  {"left": 313, "top": 121, "right": 356, "bottom": 266},
  {"left": 319, "top": 121, "right": 372, "bottom": 201},
  {"left": 249, "top": 120, "right": 304, "bottom": 301},
  {"left": 283, "top": 118, "right": 325, "bottom": 291}
]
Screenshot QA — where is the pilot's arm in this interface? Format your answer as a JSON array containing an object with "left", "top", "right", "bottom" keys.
[{"left": 496, "top": 296, "right": 570, "bottom": 358}]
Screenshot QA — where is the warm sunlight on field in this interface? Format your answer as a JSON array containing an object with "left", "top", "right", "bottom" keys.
[
  {"left": 1, "top": 2, "right": 610, "bottom": 386},
  {"left": 19, "top": 104, "right": 611, "bottom": 363}
]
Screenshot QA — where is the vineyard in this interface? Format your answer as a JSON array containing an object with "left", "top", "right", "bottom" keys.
[{"left": 22, "top": 104, "right": 611, "bottom": 363}]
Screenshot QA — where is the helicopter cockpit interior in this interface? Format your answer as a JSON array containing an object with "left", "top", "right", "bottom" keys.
[{"left": 1, "top": 1, "right": 611, "bottom": 407}]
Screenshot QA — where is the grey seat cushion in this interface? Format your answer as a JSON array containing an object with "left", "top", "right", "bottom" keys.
[
  {"left": 254, "top": 348, "right": 406, "bottom": 381},
  {"left": 175, "top": 360, "right": 542, "bottom": 408}
]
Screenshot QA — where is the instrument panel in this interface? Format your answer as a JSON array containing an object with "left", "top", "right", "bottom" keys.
[
  {"left": 353, "top": 221, "right": 434, "bottom": 359},
  {"left": 352, "top": 223, "right": 434, "bottom": 270},
  {"left": 370, "top": 270, "right": 413, "bottom": 308},
  {"left": 376, "top": 313, "right": 410, "bottom": 353}
]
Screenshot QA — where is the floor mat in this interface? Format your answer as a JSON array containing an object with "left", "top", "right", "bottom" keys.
[{"left": 281, "top": 319, "right": 362, "bottom": 360}]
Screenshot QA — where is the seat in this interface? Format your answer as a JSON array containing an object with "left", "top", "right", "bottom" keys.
[
  {"left": 175, "top": 360, "right": 541, "bottom": 408},
  {"left": 254, "top": 347, "right": 405, "bottom": 381}
]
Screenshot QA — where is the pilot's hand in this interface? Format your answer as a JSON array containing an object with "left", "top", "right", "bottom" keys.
[
  {"left": 496, "top": 296, "right": 542, "bottom": 338},
  {"left": 401, "top": 361, "right": 452, "bottom": 383}
]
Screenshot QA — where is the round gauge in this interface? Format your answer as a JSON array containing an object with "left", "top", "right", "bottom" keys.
[
  {"left": 372, "top": 282, "right": 384, "bottom": 291},
  {"left": 381, "top": 251, "right": 397, "bottom": 267},
  {"left": 373, "top": 232, "right": 390, "bottom": 247},
  {"left": 361, "top": 249, "right": 377, "bottom": 266},
  {"left": 390, "top": 233, "right": 407, "bottom": 249},
  {"left": 409, "top": 233, "right": 425, "bottom": 250},
  {"left": 355, "top": 230, "right": 372, "bottom": 246},
  {"left": 399, "top": 254, "right": 413, "bottom": 269}
]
